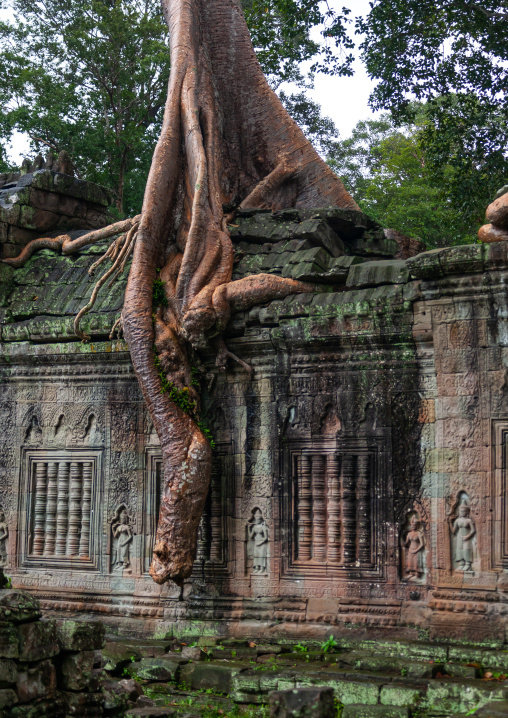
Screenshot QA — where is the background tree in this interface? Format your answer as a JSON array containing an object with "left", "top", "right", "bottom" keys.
[
  {"left": 0, "top": 0, "right": 351, "bottom": 215},
  {"left": 358, "top": 0, "right": 508, "bottom": 224},
  {"left": 329, "top": 113, "right": 479, "bottom": 248}
]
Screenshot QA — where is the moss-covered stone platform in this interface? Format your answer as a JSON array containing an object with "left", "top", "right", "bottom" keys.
[{"left": 101, "top": 634, "right": 508, "bottom": 717}]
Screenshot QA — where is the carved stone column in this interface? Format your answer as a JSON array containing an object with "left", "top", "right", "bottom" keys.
[
  {"left": 43, "top": 462, "right": 58, "bottom": 556},
  {"left": 55, "top": 461, "right": 70, "bottom": 556},
  {"left": 341, "top": 454, "right": 356, "bottom": 564},
  {"left": 209, "top": 455, "right": 222, "bottom": 562},
  {"left": 32, "top": 462, "right": 48, "bottom": 556},
  {"left": 357, "top": 454, "right": 371, "bottom": 565},
  {"left": 327, "top": 454, "right": 341, "bottom": 562},
  {"left": 311, "top": 454, "right": 327, "bottom": 561},
  {"left": 66, "top": 462, "right": 83, "bottom": 556},
  {"left": 298, "top": 455, "right": 313, "bottom": 560},
  {"left": 79, "top": 461, "right": 93, "bottom": 557}
]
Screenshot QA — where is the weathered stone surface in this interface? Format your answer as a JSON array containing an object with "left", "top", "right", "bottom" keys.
[
  {"left": 342, "top": 707, "right": 409, "bottom": 718},
  {"left": 0, "top": 658, "right": 17, "bottom": 685},
  {"left": 0, "top": 623, "right": 20, "bottom": 659},
  {"left": 269, "top": 687, "right": 335, "bottom": 718},
  {"left": 475, "top": 701, "right": 508, "bottom": 717},
  {"left": 346, "top": 259, "right": 409, "bottom": 287},
  {"left": 17, "top": 620, "right": 59, "bottom": 662},
  {"left": 8, "top": 696, "right": 65, "bottom": 718},
  {"left": 57, "top": 620, "right": 105, "bottom": 652},
  {"left": 127, "top": 658, "right": 178, "bottom": 682},
  {"left": 0, "top": 591, "right": 41, "bottom": 624},
  {"left": 102, "top": 677, "right": 141, "bottom": 712},
  {"left": 16, "top": 659, "right": 56, "bottom": 703},
  {"left": 57, "top": 650, "right": 95, "bottom": 691},
  {"left": 59, "top": 690, "right": 103, "bottom": 717},
  {"left": 379, "top": 684, "right": 423, "bottom": 708},
  {"left": 102, "top": 641, "right": 143, "bottom": 673},
  {"left": 124, "top": 708, "right": 175, "bottom": 717},
  {"left": 179, "top": 662, "right": 244, "bottom": 693},
  {"left": 0, "top": 687, "right": 18, "bottom": 709}
]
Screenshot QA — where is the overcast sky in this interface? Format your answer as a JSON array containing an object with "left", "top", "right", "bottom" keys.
[{"left": 1, "top": 0, "right": 378, "bottom": 163}]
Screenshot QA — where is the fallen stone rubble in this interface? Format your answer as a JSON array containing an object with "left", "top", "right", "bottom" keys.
[{"left": 3, "top": 587, "right": 508, "bottom": 717}]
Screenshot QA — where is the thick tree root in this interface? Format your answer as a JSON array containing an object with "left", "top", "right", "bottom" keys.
[{"left": 1, "top": 215, "right": 140, "bottom": 268}]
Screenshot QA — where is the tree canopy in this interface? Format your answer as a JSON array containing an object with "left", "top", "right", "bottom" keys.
[
  {"left": 329, "top": 113, "right": 480, "bottom": 249},
  {"left": 358, "top": 0, "right": 508, "bottom": 224}
]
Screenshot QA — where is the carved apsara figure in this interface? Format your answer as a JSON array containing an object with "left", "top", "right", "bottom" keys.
[
  {"left": 0, "top": 509, "right": 8, "bottom": 567},
  {"left": 111, "top": 506, "right": 133, "bottom": 569},
  {"left": 452, "top": 502, "right": 476, "bottom": 572},
  {"left": 403, "top": 514, "right": 425, "bottom": 581},
  {"left": 247, "top": 508, "right": 269, "bottom": 575}
]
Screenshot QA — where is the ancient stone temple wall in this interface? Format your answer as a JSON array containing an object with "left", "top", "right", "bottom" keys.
[{"left": 1, "top": 207, "right": 508, "bottom": 642}]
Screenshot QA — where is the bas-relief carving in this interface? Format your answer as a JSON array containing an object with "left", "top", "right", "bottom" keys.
[
  {"left": 450, "top": 493, "right": 477, "bottom": 573},
  {"left": 401, "top": 512, "right": 426, "bottom": 582},
  {"left": 0, "top": 507, "right": 8, "bottom": 567},
  {"left": 110, "top": 505, "right": 133, "bottom": 572},
  {"left": 246, "top": 507, "right": 269, "bottom": 576},
  {"left": 24, "top": 416, "right": 42, "bottom": 445}
]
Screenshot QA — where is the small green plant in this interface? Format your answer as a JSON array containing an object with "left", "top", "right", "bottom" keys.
[
  {"left": 231, "top": 649, "right": 237, "bottom": 658},
  {"left": 321, "top": 635, "right": 339, "bottom": 654},
  {"left": 152, "top": 354, "right": 215, "bottom": 449},
  {"left": 400, "top": 667, "right": 408, "bottom": 676},
  {"left": 294, "top": 643, "right": 308, "bottom": 653},
  {"left": 152, "top": 274, "right": 168, "bottom": 309}
]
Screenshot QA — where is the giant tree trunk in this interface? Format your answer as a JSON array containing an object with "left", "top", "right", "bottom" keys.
[{"left": 122, "top": 0, "right": 358, "bottom": 585}]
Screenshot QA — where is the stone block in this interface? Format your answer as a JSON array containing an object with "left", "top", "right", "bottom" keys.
[
  {"left": 306, "top": 598, "right": 339, "bottom": 621},
  {"left": 8, "top": 696, "right": 65, "bottom": 717},
  {"left": 0, "top": 591, "right": 41, "bottom": 624},
  {"left": 406, "top": 248, "right": 444, "bottom": 279},
  {"left": 0, "top": 688, "right": 18, "bottom": 709},
  {"left": 17, "top": 620, "right": 59, "bottom": 662},
  {"left": 299, "top": 207, "right": 373, "bottom": 240},
  {"left": 125, "top": 708, "right": 175, "bottom": 717},
  {"left": 306, "top": 679, "right": 379, "bottom": 706},
  {"left": 102, "top": 641, "right": 143, "bottom": 673},
  {"left": 102, "top": 678, "right": 141, "bottom": 712},
  {"left": 180, "top": 645, "right": 205, "bottom": 660},
  {"left": 269, "top": 687, "right": 335, "bottom": 718},
  {"left": 379, "top": 684, "right": 423, "bottom": 707},
  {"left": 439, "top": 243, "right": 484, "bottom": 275},
  {"left": 484, "top": 240, "right": 508, "bottom": 270},
  {"left": 292, "top": 219, "right": 345, "bottom": 258},
  {"left": 18, "top": 170, "right": 113, "bottom": 207},
  {"left": 346, "top": 260, "right": 409, "bottom": 288},
  {"left": 0, "top": 658, "right": 17, "bottom": 686},
  {"left": 57, "top": 620, "right": 105, "bottom": 651},
  {"left": 475, "top": 701, "right": 508, "bottom": 717},
  {"left": 16, "top": 659, "right": 56, "bottom": 703},
  {"left": 342, "top": 708, "right": 409, "bottom": 718},
  {"left": 179, "top": 661, "right": 244, "bottom": 693},
  {"left": 7, "top": 225, "right": 40, "bottom": 244},
  {"left": 18, "top": 205, "right": 60, "bottom": 231},
  {"left": 348, "top": 233, "right": 398, "bottom": 257},
  {"left": 128, "top": 658, "right": 178, "bottom": 682},
  {"left": 0, "top": 622, "right": 20, "bottom": 659},
  {"left": 60, "top": 690, "right": 103, "bottom": 717},
  {"left": 58, "top": 650, "right": 95, "bottom": 691}
]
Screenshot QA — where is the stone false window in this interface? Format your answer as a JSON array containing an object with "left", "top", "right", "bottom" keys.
[
  {"left": 283, "top": 438, "right": 387, "bottom": 579},
  {"left": 143, "top": 446, "right": 233, "bottom": 575},
  {"left": 21, "top": 450, "right": 102, "bottom": 570}
]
